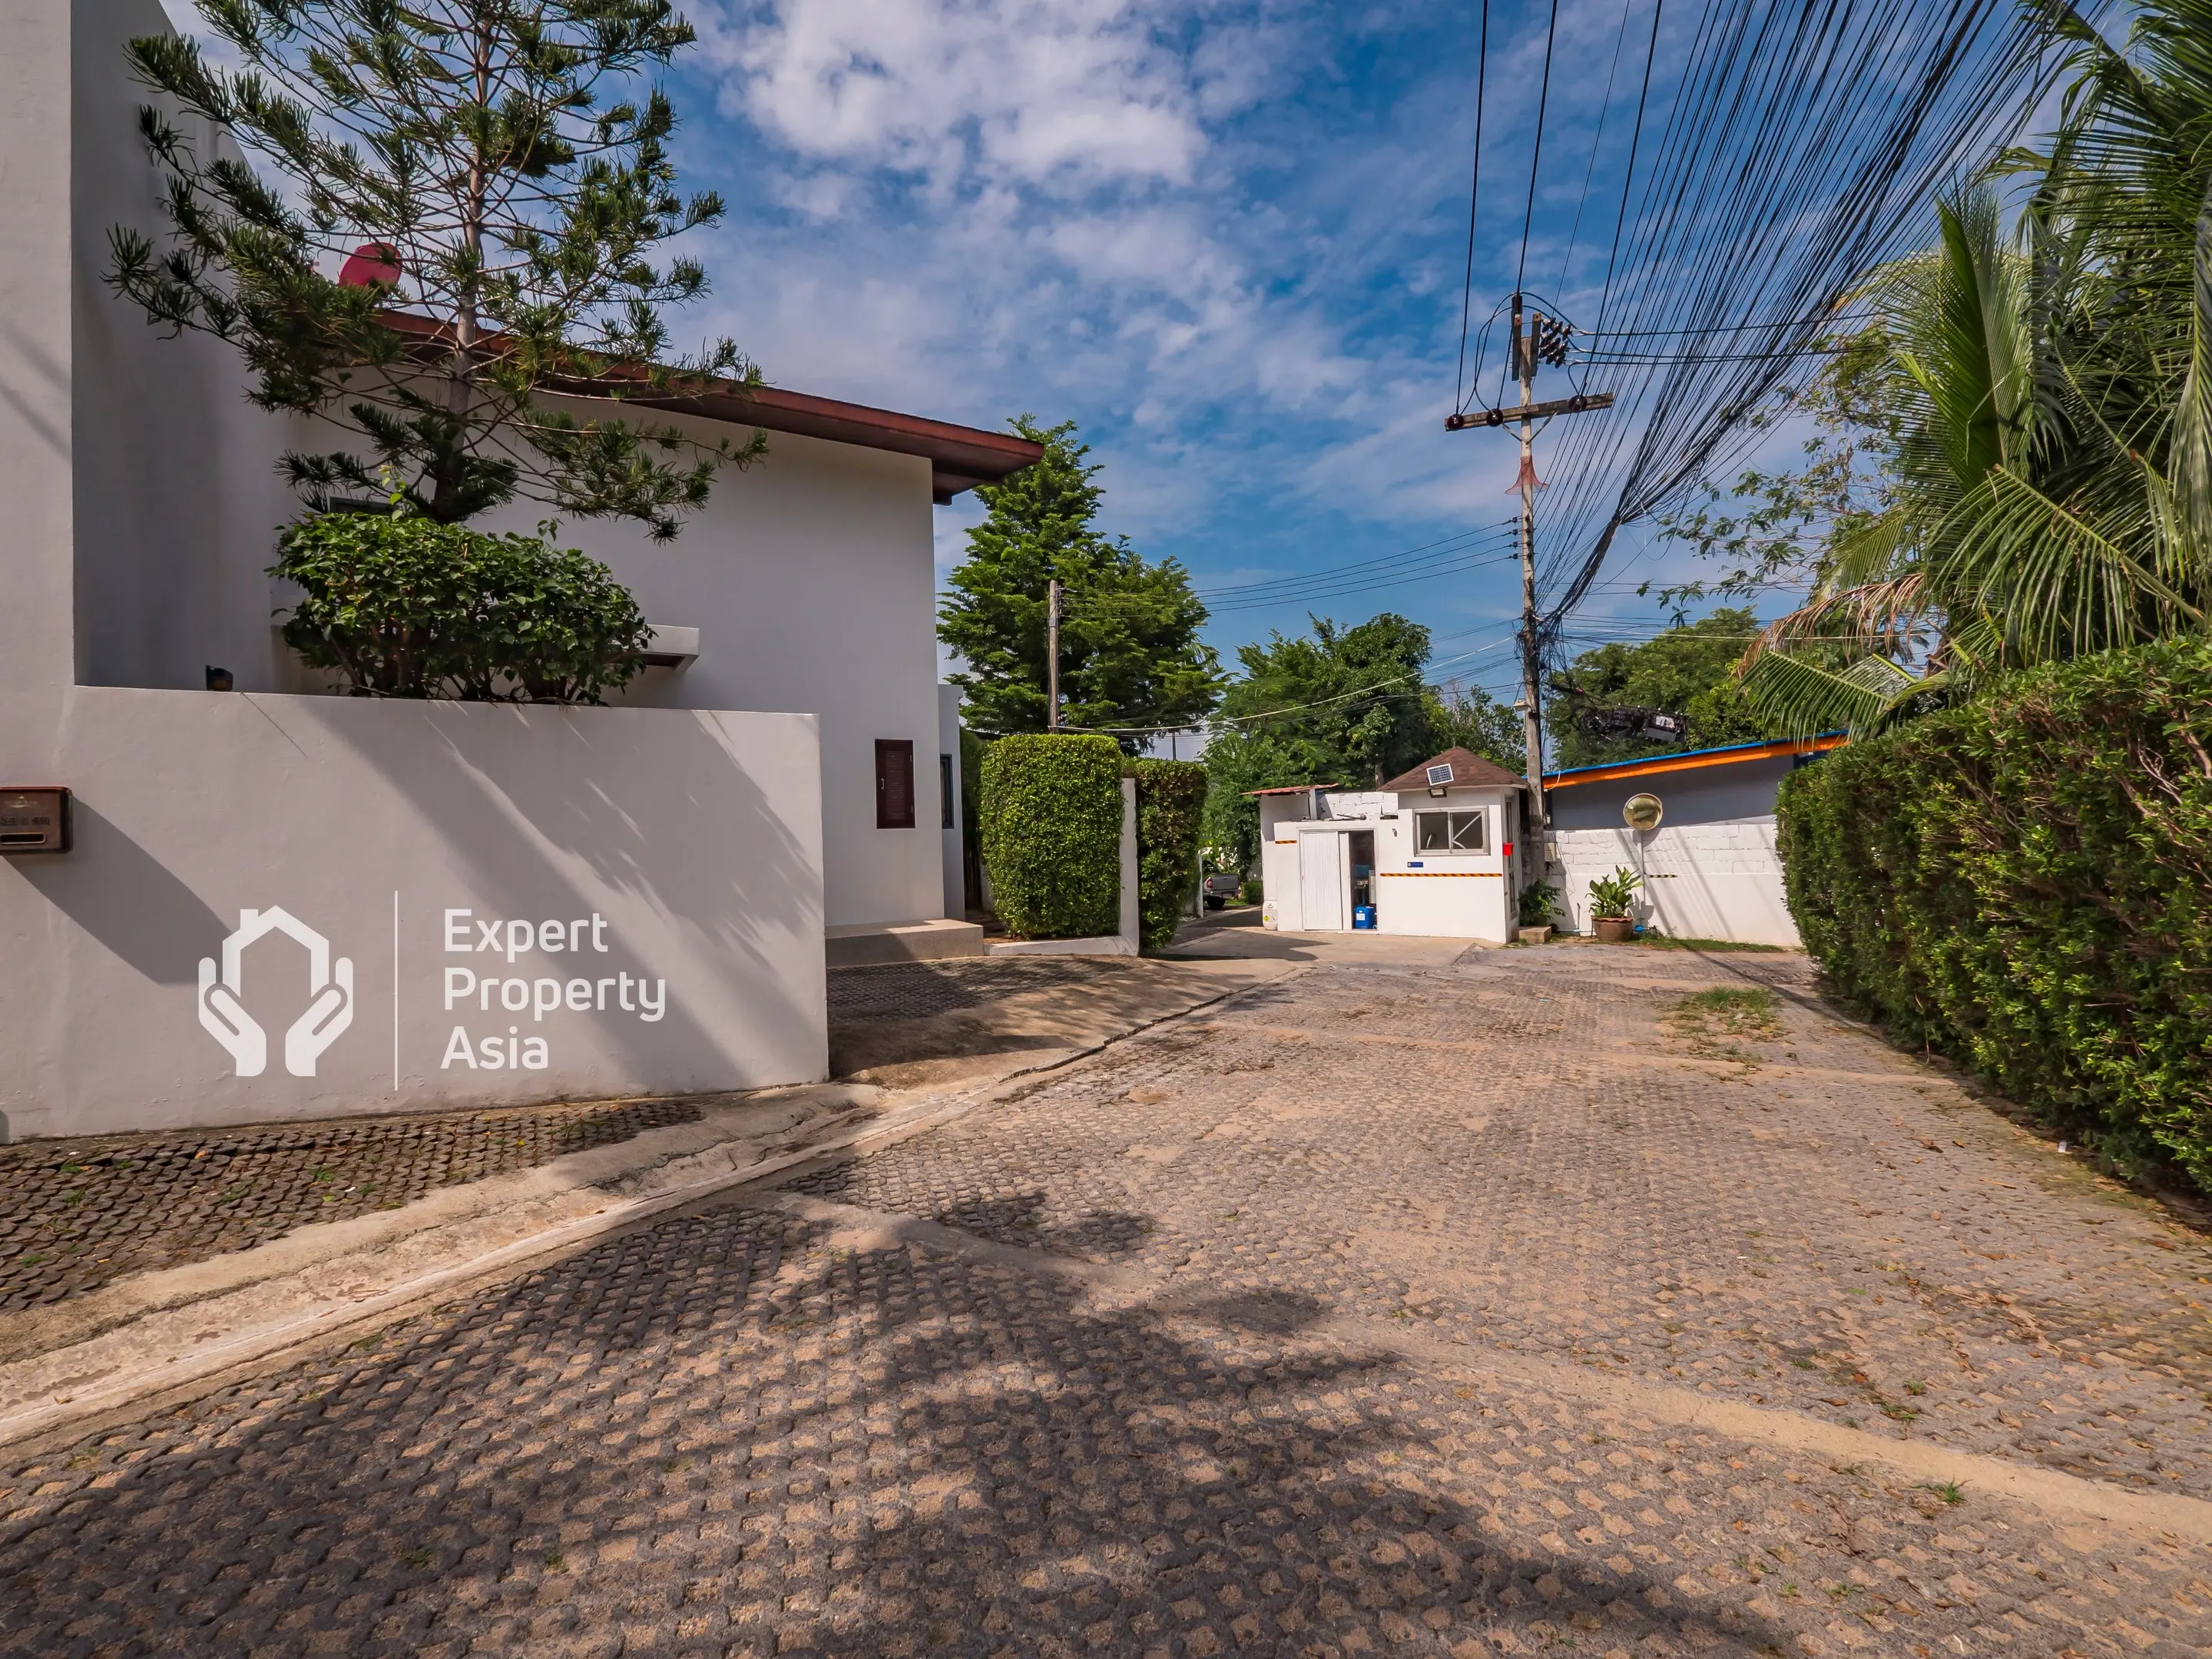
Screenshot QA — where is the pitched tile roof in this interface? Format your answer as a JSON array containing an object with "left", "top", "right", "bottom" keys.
[{"left": 1378, "top": 747, "right": 1526, "bottom": 794}]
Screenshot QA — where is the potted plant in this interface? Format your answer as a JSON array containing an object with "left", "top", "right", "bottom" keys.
[{"left": 1587, "top": 867, "right": 1642, "bottom": 943}]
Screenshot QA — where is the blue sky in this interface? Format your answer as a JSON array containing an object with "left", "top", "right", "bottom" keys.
[
  {"left": 657, "top": 0, "right": 1741, "bottom": 700},
  {"left": 154, "top": 0, "right": 1809, "bottom": 697}
]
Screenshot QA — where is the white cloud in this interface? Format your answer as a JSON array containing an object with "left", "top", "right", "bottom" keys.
[{"left": 697, "top": 0, "right": 1211, "bottom": 193}]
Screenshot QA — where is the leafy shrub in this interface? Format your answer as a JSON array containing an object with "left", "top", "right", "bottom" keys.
[
  {"left": 978, "top": 734, "right": 1124, "bottom": 939},
  {"left": 1777, "top": 640, "right": 2212, "bottom": 1194},
  {"left": 1517, "top": 879, "right": 1558, "bottom": 929},
  {"left": 1586, "top": 867, "right": 1642, "bottom": 919},
  {"left": 273, "top": 510, "right": 651, "bottom": 701},
  {"left": 1127, "top": 759, "right": 1208, "bottom": 950}
]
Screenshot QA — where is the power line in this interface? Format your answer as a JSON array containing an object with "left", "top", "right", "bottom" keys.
[
  {"left": 1452, "top": 0, "right": 1491, "bottom": 417},
  {"left": 1194, "top": 522, "right": 1516, "bottom": 599},
  {"left": 1556, "top": 0, "right": 1638, "bottom": 301},
  {"left": 1512, "top": 0, "right": 1564, "bottom": 300}
]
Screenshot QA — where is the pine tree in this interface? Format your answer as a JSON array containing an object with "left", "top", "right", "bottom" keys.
[
  {"left": 107, "top": 0, "right": 758, "bottom": 537},
  {"left": 939, "top": 418, "right": 1221, "bottom": 748}
]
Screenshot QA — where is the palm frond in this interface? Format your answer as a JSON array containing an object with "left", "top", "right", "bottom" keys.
[{"left": 1740, "top": 650, "right": 1934, "bottom": 740}]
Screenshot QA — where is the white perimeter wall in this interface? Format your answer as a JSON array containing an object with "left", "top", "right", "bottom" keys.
[
  {"left": 59, "top": 0, "right": 948, "bottom": 932},
  {"left": 1553, "top": 820, "right": 1800, "bottom": 947},
  {"left": 0, "top": 0, "right": 833, "bottom": 1139},
  {"left": 0, "top": 693, "right": 826, "bottom": 1140}
]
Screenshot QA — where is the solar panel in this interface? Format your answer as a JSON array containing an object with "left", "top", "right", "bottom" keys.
[{"left": 1426, "top": 763, "right": 1455, "bottom": 786}]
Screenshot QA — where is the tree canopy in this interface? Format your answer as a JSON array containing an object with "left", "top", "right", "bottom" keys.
[
  {"left": 108, "top": 0, "right": 755, "bottom": 535},
  {"left": 1692, "top": 0, "right": 2212, "bottom": 735},
  {"left": 1546, "top": 608, "right": 1776, "bottom": 769},
  {"left": 939, "top": 418, "right": 1221, "bottom": 749},
  {"left": 1200, "top": 613, "right": 1521, "bottom": 870}
]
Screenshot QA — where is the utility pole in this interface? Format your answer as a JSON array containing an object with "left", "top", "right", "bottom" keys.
[
  {"left": 1045, "top": 578, "right": 1062, "bottom": 731},
  {"left": 1445, "top": 296, "right": 1614, "bottom": 849},
  {"left": 1512, "top": 293, "right": 1543, "bottom": 835}
]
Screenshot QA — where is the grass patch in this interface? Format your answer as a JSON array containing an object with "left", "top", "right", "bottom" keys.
[{"left": 1666, "top": 986, "right": 1785, "bottom": 1068}]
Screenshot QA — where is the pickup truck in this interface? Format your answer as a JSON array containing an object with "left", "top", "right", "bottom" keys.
[{"left": 1201, "top": 872, "right": 1245, "bottom": 909}]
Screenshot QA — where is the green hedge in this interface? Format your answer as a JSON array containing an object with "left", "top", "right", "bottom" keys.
[
  {"left": 273, "top": 511, "right": 651, "bottom": 702},
  {"left": 979, "top": 734, "right": 1124, "bottom": 940},
  {"left": 1127, "top": 759, "right": 1208, "bottom": 950},
  {"left": 1776, "top": 640, "right": 2212, "bottom": 1194}
]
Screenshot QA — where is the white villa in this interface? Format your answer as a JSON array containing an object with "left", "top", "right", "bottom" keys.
[
  {"left": 1256, "top": 748, "right": 1535, "bottom": 942},
  {"left": 0, "top": 0, "right": 1034, "bottom": 1138}
]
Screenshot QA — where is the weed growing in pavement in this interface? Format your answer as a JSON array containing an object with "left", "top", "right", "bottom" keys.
[
  {"left": 1919, "top": 1482, "right": 1965, "bottom": 1505},
  {"left": 1666, "top": 986, "right": 1784, "bottom": 1069}
]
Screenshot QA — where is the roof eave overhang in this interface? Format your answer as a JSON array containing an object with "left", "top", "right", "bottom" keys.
[
  {"left": 1543, "top": 734, "right": 1846, "bottom": 790},
  {"left": 372, "top": 309, "right": 1043, "bottom": 500}
]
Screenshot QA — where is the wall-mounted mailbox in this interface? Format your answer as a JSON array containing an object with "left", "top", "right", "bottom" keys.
[{"left": 0, "top": 788, "right": 71, "bottom": 854}]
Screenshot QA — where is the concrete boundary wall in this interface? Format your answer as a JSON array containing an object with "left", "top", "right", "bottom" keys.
[
  {"left": 1553, "top": 819, "right": 1800, "bottom": 947},
  {"left": 0, "top": 691, "right": 827, "bottom": 1141}
]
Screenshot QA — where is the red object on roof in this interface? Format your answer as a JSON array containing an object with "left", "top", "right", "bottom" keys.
[
  {"left": 1378, "top": 747, "right": 1527, "bottom": 793},
  {"left": 371, "top": 308, "right": 1041, "bottom": 502},
  {"left": 339, "top": 243, "right": 402, "bottom": 289}
]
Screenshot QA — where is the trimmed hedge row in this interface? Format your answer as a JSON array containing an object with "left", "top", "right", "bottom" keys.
[
  {"left": 1776, "top": 640, "right": 2212, "bottom": 1194},
  {"left": 977, "top": 734, "right": 1124, "bottom": 940},
  {"left": 1128, "top": 758, "right": 1208, "bottom": 950}
]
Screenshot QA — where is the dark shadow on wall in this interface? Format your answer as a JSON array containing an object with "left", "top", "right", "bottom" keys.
[
  {"left": 14, "top": 798, "right": 229, "bottom": 984},
  {"left": 306, "top": 698, "right": 826, "bottom": 1084}
]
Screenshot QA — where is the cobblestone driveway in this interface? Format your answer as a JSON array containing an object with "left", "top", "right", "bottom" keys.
[
  {"left": 0, "top": 1099, "right": 703, "bottom": 1313},
  {"left": 5, "top": 949, "right": 2210, "bottom": 1657}
]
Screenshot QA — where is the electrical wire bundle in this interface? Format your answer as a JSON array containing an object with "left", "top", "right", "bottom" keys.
[{"left": 1452, "top": 0, "right": 2094, "bottom": 671}]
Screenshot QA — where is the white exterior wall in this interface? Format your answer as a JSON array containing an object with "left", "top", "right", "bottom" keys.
[
  {"left": 1554, "top": 818, "right": 1800, "bottom": 947},
  {"left": 58, "top": 0, "right": 948, "bottom": 932},
  {"left": 0, "top": 694, "right": 826, "bottom": 1141},
  {"left": 1258, "top": 789, "right": 1516, "bottom": 942},
  {"left": 0, "top": 0, "right": 834, "bottom": 1138}
]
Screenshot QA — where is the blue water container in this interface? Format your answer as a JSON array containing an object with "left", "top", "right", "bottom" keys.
[{"left": 1353, "top": 904, "right": 1376, "bottom": 930}]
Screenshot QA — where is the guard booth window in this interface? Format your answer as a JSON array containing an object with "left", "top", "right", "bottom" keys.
[
  {"left": 876, "top": 740, "right": 916, "bottom": 829},
  {"left": 1415, "top": 810, "right": 1485, "bottom": 853}
]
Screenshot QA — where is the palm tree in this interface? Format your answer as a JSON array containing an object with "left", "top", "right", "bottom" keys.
[{"left": 1739, "top": 0, "right": 2212, "bottom": 735}]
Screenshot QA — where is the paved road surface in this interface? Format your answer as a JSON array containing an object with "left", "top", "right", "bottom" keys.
[{"left": 4, "top": 945, "right": 2208, "bottom": 1657}]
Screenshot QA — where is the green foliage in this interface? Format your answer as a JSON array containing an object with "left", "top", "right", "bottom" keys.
[
  {"left": 1777, "top": 641, "right": 2212, "bottom": 1194},
  {"left": 1202, "top": 613, "right": 1512, "bottom": 870},
  {"left": 939, "top": 418, "right": 1221, "bottom": 747},
  {"left": 1585, "top": 867, "right": 1643, "bottom": 920},
  {"left": 958, "top": 726, "right": 988, "bottom": 912},
  {"left": 1547, "top": 610, "right": 1776, "bottom": 768},
  {"left": 108, "top": 0, "right": 758, "bottom": 533},
  {"left": 1720, "top": 4, "right": 2212, "bottom": 734},
  {"left": 1432, "top": 680, "right": 1525, "bottom": 774},
  {"left": 273, "top": 509, "right": 650, "bottom": 700},
  {"left": 978, "top": 734, "right": 1125, "bottom": 941},
  {"left": 1127, "top": 759, "right": 1208, "bottom": 951},
  {"left": 1516, "top": 879, "right": 1558, "bottom": 929}
]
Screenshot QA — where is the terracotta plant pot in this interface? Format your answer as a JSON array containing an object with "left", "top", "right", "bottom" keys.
[{"left": 1594, "top": 916, "right": 1636, "bottom": 944}]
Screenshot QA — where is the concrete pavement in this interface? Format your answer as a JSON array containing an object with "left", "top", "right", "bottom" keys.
[{"left": 3, "top": 938, "right": 2208, "bottom": 1657}]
